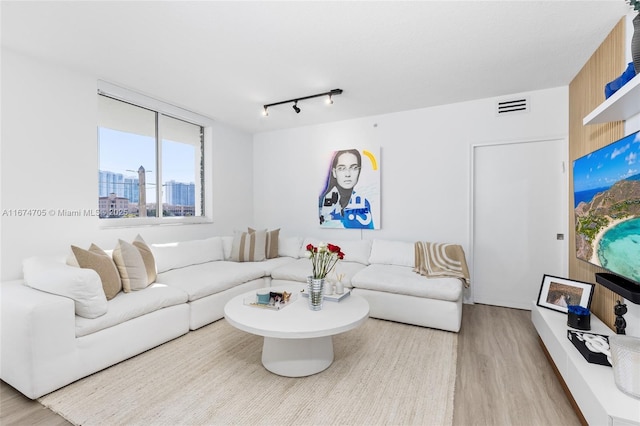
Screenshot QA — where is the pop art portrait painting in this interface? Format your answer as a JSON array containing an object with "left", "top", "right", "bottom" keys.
[{"left": 318, "top": 148, "right": 380, "bottom": 229}]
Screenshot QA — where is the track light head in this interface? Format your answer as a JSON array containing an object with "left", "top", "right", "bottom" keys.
[
  {"left": 262, "top": 106, "right": 268, "bottom": 117},
  {"left": 292, "top": 102, "right": 301, "bottom": 113},
  {"left": 326, "top": 94, "right": 334, "bottom": 105}
]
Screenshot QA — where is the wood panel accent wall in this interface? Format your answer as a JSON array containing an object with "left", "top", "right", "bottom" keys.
[{"left": 568, "top": 18, "right": 626, "bottom": 330}]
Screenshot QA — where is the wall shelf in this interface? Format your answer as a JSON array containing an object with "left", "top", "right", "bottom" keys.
[{"left": 583, "top": 73, "right": 640, "bottom": 125}]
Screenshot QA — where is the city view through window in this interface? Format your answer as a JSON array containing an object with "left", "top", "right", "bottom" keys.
[{"left": 98, "top": 95, "right": 204, "bottom": 219}]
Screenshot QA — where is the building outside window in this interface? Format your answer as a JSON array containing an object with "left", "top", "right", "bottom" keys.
[{"left": 97, "top": 82, "right": 211, "bottom": 225}]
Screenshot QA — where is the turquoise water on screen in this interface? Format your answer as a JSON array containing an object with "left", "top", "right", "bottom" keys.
[{"left": 598, "top": 217, "right": 640, "bottom": 283}]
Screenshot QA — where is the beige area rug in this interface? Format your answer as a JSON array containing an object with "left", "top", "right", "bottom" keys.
[{"left": 39, "top": 318, "right": 457, "bottom": 426}]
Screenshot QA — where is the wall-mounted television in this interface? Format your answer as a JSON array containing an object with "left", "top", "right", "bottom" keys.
[{"left": 573, "top": 130, "right": 640, "bottom": 302}]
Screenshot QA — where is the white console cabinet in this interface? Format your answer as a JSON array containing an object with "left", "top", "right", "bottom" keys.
[{"left": 532, "top": 303, "right": 640, "bottom": 425}]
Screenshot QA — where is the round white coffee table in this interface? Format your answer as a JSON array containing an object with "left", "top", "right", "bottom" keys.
[{"left": 224, "top": 283, "right": 369, "bottom": 377}]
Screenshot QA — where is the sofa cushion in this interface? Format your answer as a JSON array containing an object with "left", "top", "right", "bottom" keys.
[
  {"left": 156, "top": 261, "right": 266, "bottom": 302},
  {"left": 112, "top": 239, "right": 148, "bottom": 292},
  {"left": 259, "top": 257, "right": 298, "bottom": 276},
  {"left": 299, "top": 238, "right": 372, "bottom": 265},
  {"left": 23, "top": 256, "right": 108, "bottom": 318},
  {"left": 270, "top": 258, "right": 367, "bottom": 287},
  {"left": 75, "top": 283, "right": 188, "bottom": 337},
  {"left": 351, "top": 264, "right": 462, "bottom": 302},
  {"left": 368, "top": 239, "right": 415, "bottom": 267},
  {"left": 151, "top": 237, "right": 225, "bottom": 273},
  {"left": 231, "top": 230, "right": 266, "bottom": 262},
  {"left": 71, "top": 244, "right": 122, "bottom": 300},
  {"left": 278, "top": 236, "right": 302, "bottom": 258}
]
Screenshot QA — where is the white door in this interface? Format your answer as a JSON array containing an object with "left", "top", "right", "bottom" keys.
[{"left": 472, "top": 139, "right": 567, "bottom": 309}]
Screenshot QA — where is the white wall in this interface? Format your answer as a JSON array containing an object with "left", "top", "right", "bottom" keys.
[
  {"left": 0, "top": 49, "right": 254, "bottom": 280},
  {"left": 253, "top": 87, "right": 568, "bottom": 273},
  {"left": 0, "top": 48, "right": 569, "bottom": 284}
]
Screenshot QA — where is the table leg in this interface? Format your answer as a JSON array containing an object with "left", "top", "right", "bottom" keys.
[{"left": 262, "top": 336, "right": 334, "bottom": 377}]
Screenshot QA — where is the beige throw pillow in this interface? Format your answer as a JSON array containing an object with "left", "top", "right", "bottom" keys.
[
  {"left": 71, "top": 244, "right": 122, "bottom": 300},
  {"left": 132, "top": 234, "right": 157, "bottom": 285},
  {"left": 113, "top": 239, "right": 148, "bottom": 292},
  {"left": 248, "top": 227, "right": 280, "bottom": 259},
  {"left": 231, "top": 229, "right": 266, "bottom": 262}
]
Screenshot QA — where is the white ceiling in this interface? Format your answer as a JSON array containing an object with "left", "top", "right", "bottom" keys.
[{"left": 0, "top": 1, "right": 631, "bottom": 134}]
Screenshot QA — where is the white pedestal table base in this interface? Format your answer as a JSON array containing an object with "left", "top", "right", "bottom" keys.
[{"left": 262, "top": 336, "right": 333, "bottom": 377}]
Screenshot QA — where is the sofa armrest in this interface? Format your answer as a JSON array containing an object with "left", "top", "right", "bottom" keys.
[{"left": 1, "top": 280, "right": 77, "bottom": 399}]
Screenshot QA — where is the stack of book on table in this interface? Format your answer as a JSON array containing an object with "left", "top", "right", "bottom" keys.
[{"left": 301, "top": 288, "right": 351, "bottom": 302}]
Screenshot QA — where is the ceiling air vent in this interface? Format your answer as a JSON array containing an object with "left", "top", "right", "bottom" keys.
[{"left": 496, "top": 97, "right": 529, "bottom": 116}]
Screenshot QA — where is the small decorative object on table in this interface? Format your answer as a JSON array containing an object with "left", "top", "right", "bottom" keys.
[
  {"left": 335, "top": 273, "right": 345, "bottom": 295},
  {"left": 567, "top": 330, "right": 612, "bottom": 366},
  {"left": 615, "top": 300, "right": 628, "bottom": 335},
  {"left": 324, "top": 282, "right": 334, "bottom": 296},
  {"left": 301, "top": 288, "right": 351, "bottom": 302},
  {"left": 246, "top": 290, "right": 295, "bottom": 310},
  {"left": 306, "top": 277, "right": 325, "bottom": 311},
  {"left": 609, "top": 335, "right": 640, "bottom": 399},
  {"left": 323, "top": 288, "right": 351, "bottom": 302},
  {"left": 567, "top": 305, "right": 591, "bottom": 330},
  {"left": 305, "top": 242, "right": 345, "bottom": 311},
  {"left": 256, "top": 289, "right": 270, "bottom": 305}
]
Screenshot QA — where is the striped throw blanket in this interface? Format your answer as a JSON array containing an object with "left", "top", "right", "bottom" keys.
[{"left": 414, "top": 242, "right": 470, "bottom": 288}]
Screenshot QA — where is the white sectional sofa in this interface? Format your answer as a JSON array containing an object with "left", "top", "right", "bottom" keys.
[
  {"left": 0, "top": 232, "right": 466, "bottom": 399},
  {"left": 271, "top": 238, "right": 465, "bottom": 332}
]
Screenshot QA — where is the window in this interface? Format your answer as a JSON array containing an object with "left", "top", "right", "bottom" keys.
[{"left": 97, "top": 81, "right": 211, "bottom": 225}]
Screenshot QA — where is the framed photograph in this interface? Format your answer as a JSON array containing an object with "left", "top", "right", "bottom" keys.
[{"left": 536, "top": 274, "right": 595, "bottom": 313}]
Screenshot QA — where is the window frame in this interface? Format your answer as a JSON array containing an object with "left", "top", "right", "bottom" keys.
[{"left": 97, "top": 80, "right": 213, "bottom": 228}]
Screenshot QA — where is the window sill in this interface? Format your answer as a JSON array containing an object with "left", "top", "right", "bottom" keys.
[{"left": 98, "top": 216, "right": 213, "bottom": 229}]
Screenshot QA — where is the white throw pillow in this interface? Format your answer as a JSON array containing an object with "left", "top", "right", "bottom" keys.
[
  {"left": 23, "top": 256, "right": 108, "bottom": 319},
  {"left": 222, "top": 236, "right": 234, "bottom": 260},
  {"left": 151, "top": 237, "right": 224, "bottom": 273},
  {"left": 278, "top": 236, "right": 303, "bottom": 258},
  {"left": 368, "top": 239, "right": 415, "bottom": 267},
  {"left": 299, "top": 237, "right": 322, "bottom": 258}
]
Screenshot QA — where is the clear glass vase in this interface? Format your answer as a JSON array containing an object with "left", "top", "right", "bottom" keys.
[{"left": 307, "top": 277, "right": 324, "bottom": 311}]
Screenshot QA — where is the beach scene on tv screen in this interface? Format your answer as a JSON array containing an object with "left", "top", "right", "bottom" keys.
[{"left": 573, "top": 131, "right": 640, "bottom": 284}]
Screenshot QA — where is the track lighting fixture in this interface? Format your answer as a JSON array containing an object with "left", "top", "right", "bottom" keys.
[{"left": 262, "top": 88, "right": 343, "bottom": 116}]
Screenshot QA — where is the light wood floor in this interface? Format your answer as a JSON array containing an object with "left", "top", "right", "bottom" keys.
[
  {"left": 0, "top": 304, "right": 580, "bottom": 426},
  {"left": 454, "top": 304, "right": 580, "bottom": 426}
]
